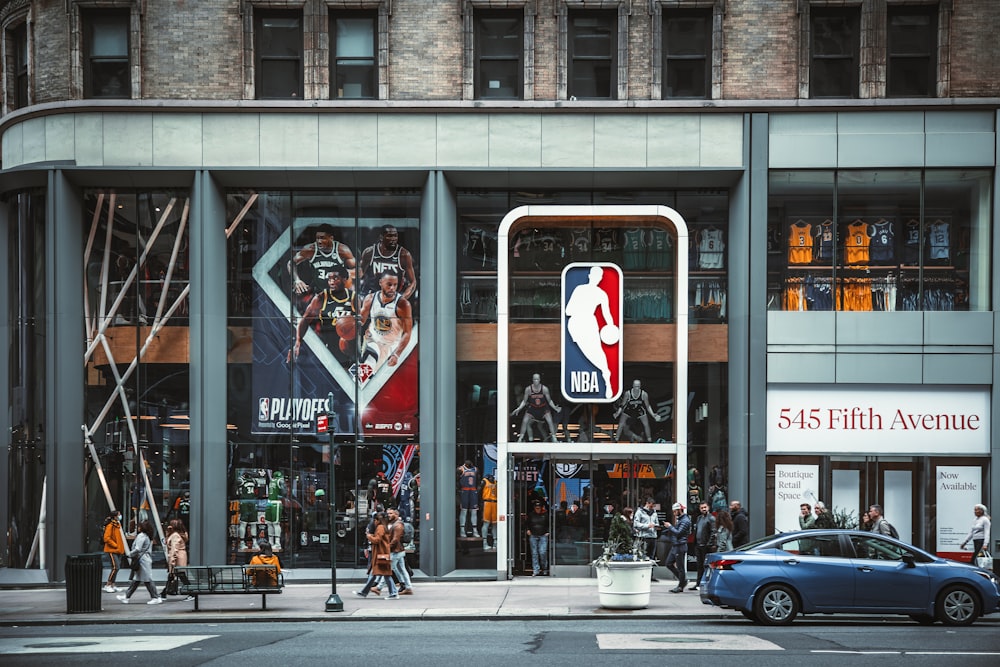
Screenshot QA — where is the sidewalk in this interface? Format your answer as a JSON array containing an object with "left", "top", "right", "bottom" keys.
[{"left": 0, "top": 569, "right": 729, "bottom": 626}]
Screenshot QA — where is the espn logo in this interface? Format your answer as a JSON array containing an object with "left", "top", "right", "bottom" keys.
[{"left": 561, "top": 263, "right": 623, "bottom": 403}]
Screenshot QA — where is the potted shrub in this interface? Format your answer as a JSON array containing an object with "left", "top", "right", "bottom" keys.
[{"left": 591, "top": 512, "right": 654, "bottom": 609}]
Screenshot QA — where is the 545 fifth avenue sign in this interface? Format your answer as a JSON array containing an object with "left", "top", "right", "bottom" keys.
[{"left": 766, "top": 385, "right": 989, "bottom": 454}]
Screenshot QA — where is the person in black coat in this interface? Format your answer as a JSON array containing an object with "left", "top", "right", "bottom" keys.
[{"left": 730, "top": 500, "right": 749, "bottom": 547}]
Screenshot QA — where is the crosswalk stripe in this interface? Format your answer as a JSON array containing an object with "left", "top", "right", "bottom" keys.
[
  {"left": 597, "top": 634, "right": 784, "bottom": 651},
  {"left": 0, "top": 635, "right": 217, "bottom": 655}
]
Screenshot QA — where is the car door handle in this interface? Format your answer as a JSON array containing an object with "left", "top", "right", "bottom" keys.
[
  {"left": 783, "top": 559, "right": 800, "bottom": 565},
  {"left": 857, "top": 566, "right": 873, "bottom": 572}
]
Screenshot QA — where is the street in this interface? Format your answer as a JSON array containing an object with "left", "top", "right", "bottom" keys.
[{"left": 1, "top": 618, "right": 998, "bottom": 666}]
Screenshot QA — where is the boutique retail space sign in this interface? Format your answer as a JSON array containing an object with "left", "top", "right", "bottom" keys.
[{"left": 766, "top": 385, "right": 989, "bottom": 454}]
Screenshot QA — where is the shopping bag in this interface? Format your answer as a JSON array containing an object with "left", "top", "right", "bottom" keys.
[{"left": 975, "top": 550, "right": 993, "bottom": 570}]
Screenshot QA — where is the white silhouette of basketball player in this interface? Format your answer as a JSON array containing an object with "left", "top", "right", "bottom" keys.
[{"left": 565, "top": 266, "right": 617, "bottom": 399}]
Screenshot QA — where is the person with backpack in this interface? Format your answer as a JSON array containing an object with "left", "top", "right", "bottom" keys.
[
  {"left": 387, "top": 508, "right": 413, "bottom": 595},
  {"left": 869, "top": 504, "right": 899, "bottom": 539}
]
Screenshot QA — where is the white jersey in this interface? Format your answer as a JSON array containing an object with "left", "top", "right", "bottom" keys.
[
  {"left": 365, "top": 293, "right": 404, "bottom": 365},
  {"left": 697, "top": 228, "right": 725, "bottom": 270}
]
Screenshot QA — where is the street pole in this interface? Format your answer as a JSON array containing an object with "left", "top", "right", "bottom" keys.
[{"left": 325, "top": 391, "right": 343, "bottom": 612}]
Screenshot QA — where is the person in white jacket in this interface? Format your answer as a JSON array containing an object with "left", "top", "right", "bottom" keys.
[{"left": 960, "top": 504, "right": 992, "bottom": 565}]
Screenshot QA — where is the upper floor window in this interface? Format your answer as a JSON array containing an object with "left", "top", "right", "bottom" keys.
[
  {"left": 7, "top": 21, "right": 29, "bottom": 109},
  {"left": 331, "top": 12, "right": 376, "bottom": 99},
  {"left": 475, "top": 10, "right": 523, "bottom": 99},
  {"left": 887, "top": 6, "right": 937, "bottom": 98},
  {"left": 809, "top": 7, "right": 859, "bottom": 98},
  {"left": 568, "top": 10, "right": 615, "bottom": 100},
  {"left": 83, "top": 10, "right": 130, "bottom": 99},
  {"left": 663, "top": 9, "right": 711, "bottom": 99},
  {"left": 255, "top": 10, "right": 303, "bottom": 99}
]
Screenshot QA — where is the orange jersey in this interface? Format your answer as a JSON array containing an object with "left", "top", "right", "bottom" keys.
[
  {"left": 844, "top": 221, "right": 870, "bottom": 264},
  {"left": 787, "top": 222, "right": 813, "bottom": 264}
]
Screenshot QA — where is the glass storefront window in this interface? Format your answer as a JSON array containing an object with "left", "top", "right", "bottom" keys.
[
  {"left": 81, "top": 190, "right": 191, "bottom": 548},
  {"left": 768, "top": 169, "right": 992, "bottom": 311},
  {"left": 456, "top": 189, "right": 730, "bottom": 571},
  {"left": 6, "top": 191, "right": 46, "bottom": 568},
  {"left": 225, "top": 191, "right": 420, "bottom": 568}
]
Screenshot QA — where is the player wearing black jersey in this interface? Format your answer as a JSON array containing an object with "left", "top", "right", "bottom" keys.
[
  {"left": 613, "top": 379, "right": 663, "bottom": 442},
  {"left": 288, "top": 224, "right": 356, "bottom": 296},
  {"left": 357, "top": 225, "right": 417, "bottom": 299},
  {"left": 511, "top": 373, "right": 561, "bottom": 443}
]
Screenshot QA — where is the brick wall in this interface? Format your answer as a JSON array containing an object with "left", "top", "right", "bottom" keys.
[
  {"left": 142, "top": 0, "right": 243, "bottom": 99},
  {"left": 7, "top": 0, "right": 1000, "bottom": 106},
  {"left": 950, "top": 0, "right": 1000, "bottom": 97},
  {"left": 722, "top": 0, "right": 799, "bottom": 99}
]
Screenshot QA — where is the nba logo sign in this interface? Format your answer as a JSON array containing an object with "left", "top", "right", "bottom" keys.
[
  {"left": 561, "top": 263, "right": 623, "bottom": 403},
  {"left": 258, "top": 397, "right": 270, "bottom": 422}
]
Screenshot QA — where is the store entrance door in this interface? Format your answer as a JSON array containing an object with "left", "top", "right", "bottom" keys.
[
  {"left": 831, "top": 457, "right": 915, "bottom": 544},
  {"left": 510, "top": 454, "right": 675, "bottom": 578}
]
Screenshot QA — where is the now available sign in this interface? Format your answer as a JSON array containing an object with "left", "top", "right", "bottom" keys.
[{"left": 766, "top": 385, "right": 990, "bottom": 455}]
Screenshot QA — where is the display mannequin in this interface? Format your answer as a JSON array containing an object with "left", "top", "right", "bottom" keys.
[
  {"left": 457, "top": 460, "right": 480, "bottom": 538},
  {"left": 265, "top": 470, "right": 285, "bottom": 550},
  {"left": 367, "top": 471, "right": 394, "bottom": 509},
  {"left": 511, "top": 373, "right": 561, "bottom": 442},
  {"left": 613, "top": 379, "right": 663, "bottom": 442},
  {"left": 480, "top": 474, "right": 498, "bottom": 550}
]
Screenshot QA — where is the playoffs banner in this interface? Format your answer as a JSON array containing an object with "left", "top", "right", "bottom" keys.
[{"left": 250, "top": 197, "right": 418, "bottom": 437}]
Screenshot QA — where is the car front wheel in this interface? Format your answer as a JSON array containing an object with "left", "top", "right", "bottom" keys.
[
  {"left": 754, "top": 584, "right": 799, "bottom": 625},
  {"left": 936, "top": 586, "right": 980, "bottom": 626}
]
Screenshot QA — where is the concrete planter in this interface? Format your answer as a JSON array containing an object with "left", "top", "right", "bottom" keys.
[{"left": 594, "top": 559, "right": 654, "bottom": 609}]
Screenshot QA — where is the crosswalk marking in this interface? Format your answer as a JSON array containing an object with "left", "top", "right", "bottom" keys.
[
  {"left": 0, "top": 635, "right": 217, "bottom": 655},
  {"left": 597, "top": 634, "right": 784, "bottom": 651}
]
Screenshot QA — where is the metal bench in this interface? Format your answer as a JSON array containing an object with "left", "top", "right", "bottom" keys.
[{"left": 176, "top": 565, "right": 284, "bottom": 610}]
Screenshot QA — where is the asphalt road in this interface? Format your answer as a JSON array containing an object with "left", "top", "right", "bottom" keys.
[{"left": 1, "top": 618, "right": 999, "bottom": 666}]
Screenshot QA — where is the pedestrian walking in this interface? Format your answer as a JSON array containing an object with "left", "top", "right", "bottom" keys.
[
  {"left": 117, "top": 520, "right": 161, "bottom": 604},
  {"left": 101, "top": 510, "right": 126, "bottom": 593},
  {"left": 959, "top": 504, "right": 991, "bottom": 565}
]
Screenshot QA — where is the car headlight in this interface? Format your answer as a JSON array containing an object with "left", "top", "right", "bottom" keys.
[{"left": 972, "top": 570, "right": 998, "bottom": 586}]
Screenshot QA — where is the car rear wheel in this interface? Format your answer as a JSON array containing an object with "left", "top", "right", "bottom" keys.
[
  {"left": 740, "top": 609, "right": 760, "bottom": 623},
  {"left": 909, "top": 613, "right": 935, "bottom": 625},
  {"left": 754, "top": 584, "right": 799, "bottom": 625},
  {"left": 936, "top": 586, "right": 980, "bottom": 626}
]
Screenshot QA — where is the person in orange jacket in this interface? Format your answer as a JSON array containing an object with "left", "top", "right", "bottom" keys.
[
  {"left": 102, "top": 510, "right": 127, "bottom": 593},
  {"left": 248, "top": 540, "right": 282, "bottom": 587}
]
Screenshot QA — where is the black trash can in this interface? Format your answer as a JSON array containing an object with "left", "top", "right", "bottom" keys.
[{"left": 65, "top": 553, "right": 104, "bottom": 613}]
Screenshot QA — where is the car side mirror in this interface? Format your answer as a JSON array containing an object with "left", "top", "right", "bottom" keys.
[{"left": 901, "top": 553, "right": 916, "bottom": 568}]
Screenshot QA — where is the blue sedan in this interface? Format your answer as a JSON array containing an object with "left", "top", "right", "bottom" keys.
[{"left": 700, "top": 529, "right": 1000, "bottom": 626}]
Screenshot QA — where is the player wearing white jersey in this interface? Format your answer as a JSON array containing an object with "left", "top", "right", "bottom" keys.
[{"left": 358, "top": 272, "right": 413, "bottom": 372}]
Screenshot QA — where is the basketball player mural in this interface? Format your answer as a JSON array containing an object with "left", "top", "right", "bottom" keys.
[
  {"left": 614, "top": 379, "right": 664, "bottom": 442},
  {"left": 564, "top": 266, "right": 619, "bottom": 400},
  {"left": 512, "top": 373, "right": 562, "bottom": 442},
  {"left": 357, "top": 225, "right": 417, "bottom": 299},
  {"left": 358, "top": 271, "right": 413, "bottom": 375},
  {"left": 287, "top": 223, "right": 356, "bottom": 299},
  {"left": 289, "top": 265, "right": 359, "bottom": 368}
]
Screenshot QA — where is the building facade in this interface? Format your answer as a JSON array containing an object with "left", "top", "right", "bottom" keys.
[{"left": 1, "top": 0, "right": 998, "bottom": 580}]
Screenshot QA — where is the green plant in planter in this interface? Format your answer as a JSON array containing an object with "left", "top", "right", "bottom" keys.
[
  {"left": 594, "top": 512, "right": 649, "bottom": 564},
  {"left": 832, "top": 506, "right": 858, "bottom": 530}
]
